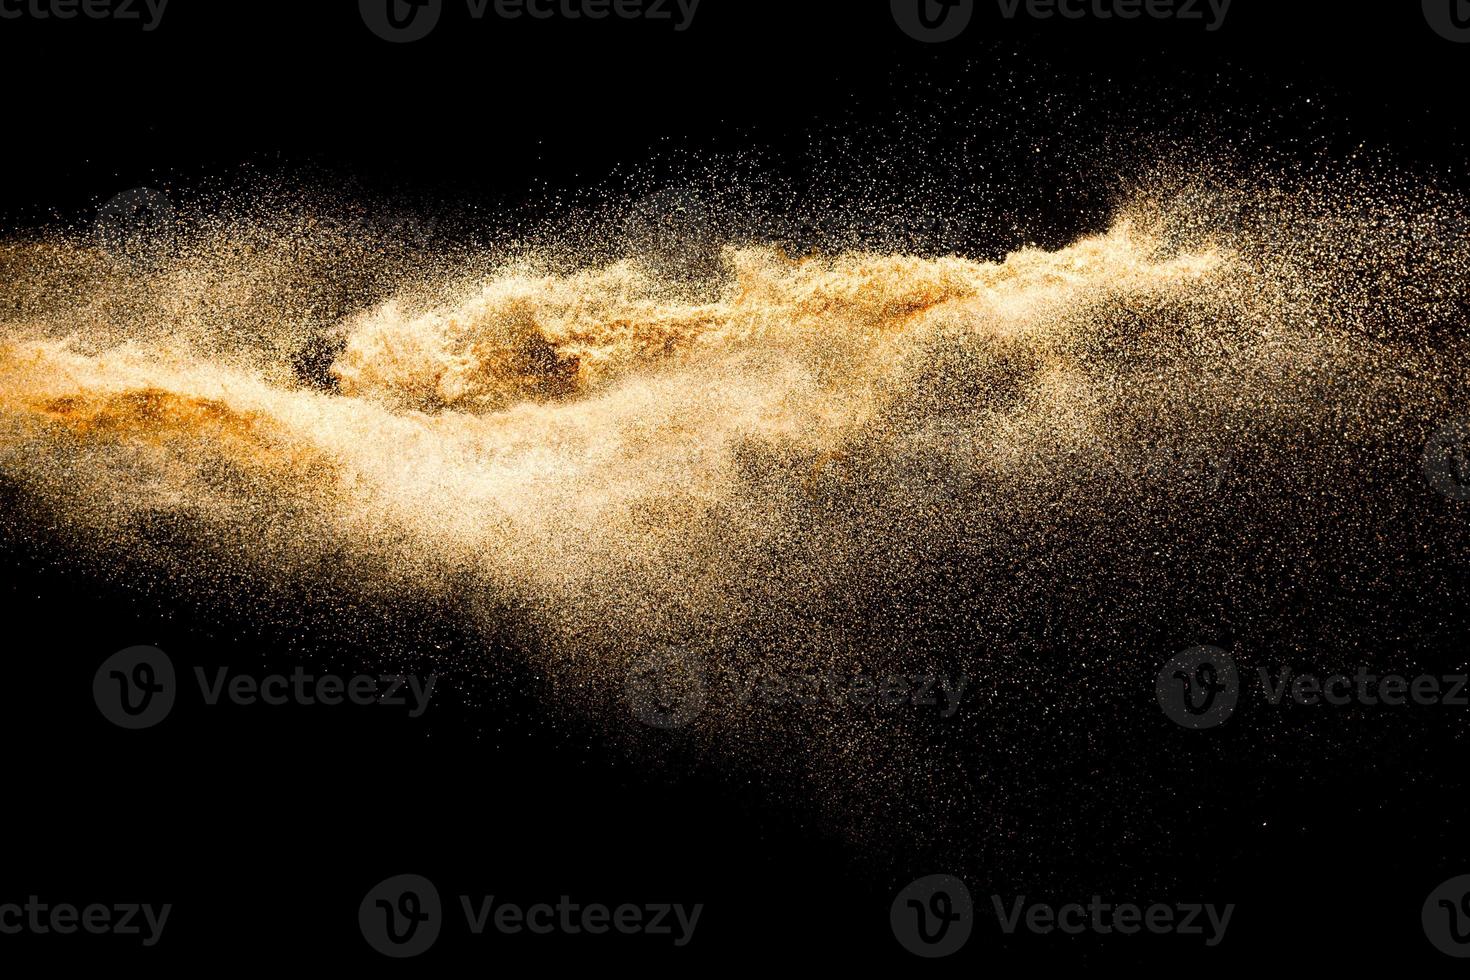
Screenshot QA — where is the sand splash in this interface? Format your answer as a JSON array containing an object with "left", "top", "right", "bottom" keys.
[
  {"left": 1, "top": 174, "right": 1466, "bottom": 860},
  {"left": 0, "top": 214, "right": 1228, "bottom": 592}
]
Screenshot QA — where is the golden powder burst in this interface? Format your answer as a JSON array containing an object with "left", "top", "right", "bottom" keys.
[{"left": 0, "top": 171, "right": 1466, "bottom": 857}]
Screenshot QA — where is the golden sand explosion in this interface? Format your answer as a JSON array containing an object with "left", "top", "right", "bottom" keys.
[
  {"left": 0, "top": 214, "right": 1233, "bottom": 620},
  {"left": 1, "top": 175, "right": 1466, "bottom": 854}
]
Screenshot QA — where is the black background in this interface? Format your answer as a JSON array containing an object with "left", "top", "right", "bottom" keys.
[{"left": 3, "top": 0, "right": 1470, "bottom": 970}]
